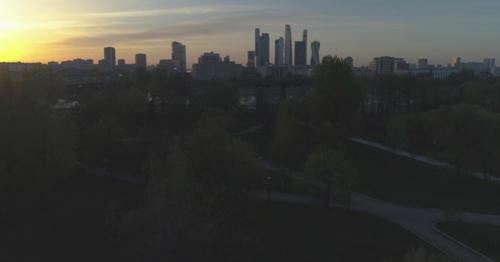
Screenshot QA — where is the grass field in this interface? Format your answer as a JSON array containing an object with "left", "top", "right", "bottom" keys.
[
  {"left": 222, "top": 201, "right": 434, "bottom": 262},
  {"left": 438, "top": 222, "right": 500, "bottom": 261},
  {"left": 344, "top": 141, "right": 500, "bottom": 214}
]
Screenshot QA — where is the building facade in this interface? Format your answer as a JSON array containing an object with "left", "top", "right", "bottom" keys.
[
  {"left": 311, "top": 41, "right": 320, "bottom": 66},
  {"left": 135, "top": 54, "right": 147, "bottom": 69},
  {"left": 172, "top": 41, "right": 187, "bottom": 72},
  {"left": 285, "top": 24, "right": 293, "bottom": 67},
  {"left": 104, "top": 47, "right": 116, "bottom": 67}
]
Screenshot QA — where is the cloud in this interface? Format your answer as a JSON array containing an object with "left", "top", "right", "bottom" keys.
[
  {"left": 54, "top": 19, "right": 249, "bottom": 47},
  {"left": 84, "top": 5, "right": 262, "bottom": 19}
]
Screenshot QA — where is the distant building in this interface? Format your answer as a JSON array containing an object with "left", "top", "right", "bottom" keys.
[
  {"left": 255, "top": 28, "right": 260, "bottom": 59},
  {"left": 247, "top": 51, "right": 256, "bottom": 68},
  {"left": 369, "top": 56, "right": 408, "bottom": 75},
  {"left": 192, "top": 52, "right": 244, "bottom": 80},
  {"left": 117, "top": 59, "right": 126, "bottom": 66},
  {"left": 311, "top": 41, "right": 320, "bottom": 66},
  {"left": 452, "top": 57, "right": 462, "bottom": 68},
  {"left": 433, "top": 68, "right": 460, "bottom": 80},
  {"left": 59, "top": 59, "right": 94, "bottom": 70},
  {"left": 158, "top": 59, "right": 180, "bottom": 72},
  {"left": 302, "top": 30, "right": 308, "bottom": 65},
  {"left": 172, "top": 42, "right": 187, "bottom": 72},
  {"left": 294, "top": 41, "right": 306, "bottom": 66},
  {"left": 418, "top": 58, "right": 429, "bottom": 69},
  {"left": 483, "top": 58, "right": 496, "bottom": 74},
  {"left": 0, "top": 62, "right": 44, "bottom": 72},
  {"left": 285, "top": 24, "right": 293, "bottom": 67},
  {"left": 135, "top": 54, "right": 147, "bottom": 69},
  {"left": 275, "top": 37, "right": 284, "bottom": 66},
  {"left": 104, "top": 47, "right": 116, "bottom": 67},
  {"left": 257, "top": 33, "right": 270, "bottom": 67}
]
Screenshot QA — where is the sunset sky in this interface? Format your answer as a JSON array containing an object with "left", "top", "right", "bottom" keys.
[{"left": 1, "top": 0, "right": 499, "bottom": 67}]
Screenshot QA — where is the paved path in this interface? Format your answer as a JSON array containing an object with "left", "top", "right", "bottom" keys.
[
  {"left": 256, "top": 160, "right": 500, "bottom": 262},
  {"left": 350, "top": 137, "right": 500, "bottom": 184}
]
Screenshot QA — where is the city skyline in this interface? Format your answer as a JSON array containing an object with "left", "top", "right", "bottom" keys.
[{"left": 1, "top": 0, "right": 500, "bottom": 66}]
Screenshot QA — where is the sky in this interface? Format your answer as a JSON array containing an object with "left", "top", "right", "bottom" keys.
[{"left": 1, "top": 0, "right": 499, "bottom": 67}]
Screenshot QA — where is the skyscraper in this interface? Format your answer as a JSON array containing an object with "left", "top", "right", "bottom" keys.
[
  {"left": 258, "top": 33, "right": 270, "bottom": 67},
  {"left": 255, "top": 28, "right": 260, "bottom": 58},
  {"left": 311, "top": 41, "right": 320, "bottom": 66},
  {"left": 104, "top": 47, "right": 116, "bottom": 67},
  {"left": 285, "top": 24, "right": 293, "bottom": 66},
  {"left": 275, "top": 37, "right": 284, "bottom": 66},
  {"left": 172, "top": 41, "right": 187, "bottom": 72},
  {"left": 294, "top": 41, "right": 306, "bottom": 66},
  {"left": 135, "top": 54, "right": 147, "bottom": 69},
  {"left": 302, "top": 30, "right": 308, "bottom": 65}
]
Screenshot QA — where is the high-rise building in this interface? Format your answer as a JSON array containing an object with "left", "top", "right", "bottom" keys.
[
  {"left": 275, "top": 37, "right": 284, "bottom": 66},
  {"left": 172, "top": 41, "right": 187, "bottom": 72},
  {"left": 302, "top": 30, "right": 308, "bottom": 65},
  {"left": 135, "top": 54, "right": 147, "bottom": 69},
  {"left": 104, "top": 47, "right": 116, "bottom": 67},
  {"left": 258, "top": 33, "right": 270, "bottom": 67},
  {"left": 418, "top": 58, "right": 429, "bottom": 69},
  {"left": 294, "top": 41, "right": 306, "bottom": 66},
  {"left": 285, "top": 24, "right": 293, "bottom": 66},
  {"left": 311, "top": 41, "right": 320, "bottom": 66},
  {"left": 255, "top": 28, "right": 260, "bottom": 58},
  {"left": 247, "top": 51, "right": 256, "bottom": 68}
]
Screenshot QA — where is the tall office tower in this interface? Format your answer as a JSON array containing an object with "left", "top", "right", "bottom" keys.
[
  {"left": 247, "top": 51, "right": 256, "bottom": 68},
  {"left": 294, "top": 41, "right": 306, "bottom": 66},
  {"left": 255, "top": 28, "right": 260, "bottom": 58},
  {"left": 275, "top": 37, "right": 284, "bottom": 66},
  {"left": 104, "top": 47, "right": 116, "bottom": 67},
  {"left": 285, "top": 24, "right": 293, "bottom": 66},
  {"left": 418, "top": 58, "right": 429, "bottom": 69},
  {"left": 311, "top": 41, "right": 320, "bottom": 66},
  {"left": 135, "top": 54, "right": 147, "bottom": 69},
  {"left": 258, "top": 33, "right": 270, "bottom": 66},
  {"left": 302, "top": 30, "right": 308, "bottom": 65},
  {"left": 172, "top": 41, "right": 187, "bottom": 72}
]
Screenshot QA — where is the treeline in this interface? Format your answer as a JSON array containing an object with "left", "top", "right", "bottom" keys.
[{"left": 359, "top": 70, "right": 500, "bottom": 175}]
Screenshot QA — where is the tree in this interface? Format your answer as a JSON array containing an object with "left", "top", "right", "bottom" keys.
[
  {"left": 386, "top": 115, "right": 409, "bottom": 148},
  {"left": 304, "top": 149, "right": 358, "bottom": 206},
  {"left": 309, "top": 56, "right": 363, "bottom": 126},
  {"left": 186, "top": 126, "right": 258, "bottom": 192},
  {"left": 198, "top": 81, "right": 239, "bottom": 112},
  {"left": 269, "top": 99, "right": 311, "bottom": 168}
]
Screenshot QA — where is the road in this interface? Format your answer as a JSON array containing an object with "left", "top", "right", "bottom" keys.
[{"left": 255, "top": 160, "right": 500, "bottom": 262}]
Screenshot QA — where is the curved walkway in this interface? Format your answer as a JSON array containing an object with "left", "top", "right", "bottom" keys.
[{"left": 256, "top": 160, "right": 500, "bottom": 262}]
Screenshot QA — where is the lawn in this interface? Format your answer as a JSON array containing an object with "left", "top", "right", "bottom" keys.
[
  {"left": 220, "top": 201, "right": 436, "bottom": 262},
  {"left": 438, "top": 222, "right": 500, "bottom": 261},
  {"left": 344, "top": 140, "right": 500, "bottom": 214}
]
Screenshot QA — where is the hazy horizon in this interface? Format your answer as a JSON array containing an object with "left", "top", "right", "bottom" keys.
[{"left": 1, "top": 0, "right": 500, "bottom": 67}]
